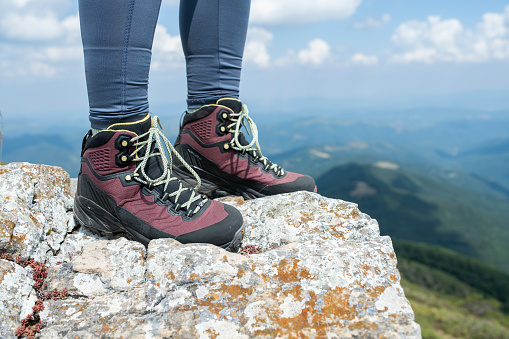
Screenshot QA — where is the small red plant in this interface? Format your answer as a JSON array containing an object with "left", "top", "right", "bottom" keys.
[
  {"left": 1, "top": 253, "right": 69, "bottom": 338},
  {"left": 239, "top": 244, "right": 262, "bottom": 255}
]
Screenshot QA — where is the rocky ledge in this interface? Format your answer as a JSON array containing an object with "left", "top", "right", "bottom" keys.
[{"left": 0, "top": 163, "right": 421, "bottom": 338}]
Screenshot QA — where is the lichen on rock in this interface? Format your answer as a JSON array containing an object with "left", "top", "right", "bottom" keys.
[{"left": 0, "top": 163, "right": 421, "bottom": 338}]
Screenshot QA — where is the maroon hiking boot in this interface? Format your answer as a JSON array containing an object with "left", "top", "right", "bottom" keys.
[
  {"left": 173, "top": 98, "right": 316, "bottom": 199},
  {"left": 74, "top": 114, "right": 244, "bottom": 251}
]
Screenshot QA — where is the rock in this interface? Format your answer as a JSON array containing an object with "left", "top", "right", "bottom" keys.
[
  {"left": 72, "top": 238, "right": 146, "bottom": 291},
  {"left": 217, "top": 193, "right": 380, "bottom": 247},
  {"left": 0, "top": 163, "right": 421, "bottom": 338},
  {"left": 0, "top": 260, "right": 38, "bottom": 339},
  {"left": 0, "top": 163, "right": 74, "bottom": 262}
]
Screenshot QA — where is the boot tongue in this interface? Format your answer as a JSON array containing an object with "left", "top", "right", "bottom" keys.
[
  {"left": 144, "top": 155, "right": 204, "bottom": 213},
  {"left": 216, "top": 98, "right": 242, "bottom": 113},
  {"left": 237, "top": 133, "right": 251, "bottom": 147},
  {"left": 107, "top": 114, "right": 152, "bottom": 137}
]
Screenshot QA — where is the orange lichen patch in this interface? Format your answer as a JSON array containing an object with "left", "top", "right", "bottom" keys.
[
  {"left": 99, "top": 317, "right": 120, "bottom": 333},
  {"left": 203, "top": 328, "right": 219, "bottom": 339},
  {"left": 135, "top": 249, "right": 146, "bottom": 265},
  {"left": 300, "top": 211, "right": 314, "bottom": 223},
  {"left": 321, "top": 287, "right": 356, "bottom": 320},
  {"left": 236, "top": 269, "right": 245, "bottom": 279},
  {"left": 11, "top": 232, "right": 28, "bottom": 247},
  {"left": 389, "top": 252, "right": 396, "bottom": 260},
  {"left": 127, "top": 278, "right": 133, "bottom": 284},
  {"left": 355, "top": 263, "right": 381, "bottom": 276},
  {"left": 167, "top": 271, "right": 175, "bottom": 280},
  {"left": 0, "top": 169, "right": 9, "bottom": 175},
  {"left": 0, "top": 214, "right": 15, "bottom": 237},
  {"left": 275, "top": 258, "right": 311, "bottom": 283},
  {"left": 389, "top": 274, "right": 398, "bottom": 282},
  {"left": 189, "top": 273, "right": 199, "bottom": 281},
  {"left": 378, "top": 306, "right": 389, "bottom": 313},
  {"left": 348, "top": 208, "right": 360, "bottom": 219},
  {"left": 260, "top": 272, "right": 270, "bottom": 283},
  {"left": 219, "top": 284, "right": 254, "bottom": 299},
  {"left": 0, "top": 264, "right": 14, "bottom": 282},
  {"left": 281, "top": 284, "right": 303, "bottom": 298},
  {"left": 193, "top": 283, "right": 255, "bottom": 320},
  {"left": 329, "top": 224, "right": 346, "bottom": 240},
  {"left": 367, "top": 286, "right": 387, "bottom": 299},
  {"left": 348, "top": 320, "right": 379, "bottom": 331},
  {"left": 253, "top": 286, "right": 359, "bottom": 338},
  {"left": 29, "top": 213, "right": 42, "bottom": 228}
]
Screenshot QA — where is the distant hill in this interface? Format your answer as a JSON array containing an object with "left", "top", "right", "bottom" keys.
[{"left": 315, "top": 163, "right": 509, "bottom": 273}]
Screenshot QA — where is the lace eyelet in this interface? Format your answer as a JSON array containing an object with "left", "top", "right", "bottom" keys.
[
  {"left": 125, "top": 175, "right": 132, "bottom": 181},
  {"left": 116, "top": 135, "right": 132, "bottom": 150},
  {"left": 223, "top": 143, "right": 230, "bottom": 150}
]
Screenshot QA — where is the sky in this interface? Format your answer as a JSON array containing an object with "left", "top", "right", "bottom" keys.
[{"left": 1, "top": 0, "right": 509, "bottom": 132}]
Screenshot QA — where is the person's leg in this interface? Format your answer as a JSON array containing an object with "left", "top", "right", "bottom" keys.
[
  {"left": 179, "top": 0, "right": 251, "bottom": 109},
  {"left": 79, "top": 0, "right": 161, "bottom": 129},
  {"left": 174, "top": 0, "right": 316, "bottom": 199},
  {"left": 75, "top": 0, "right": 244, "bottom": 250}
]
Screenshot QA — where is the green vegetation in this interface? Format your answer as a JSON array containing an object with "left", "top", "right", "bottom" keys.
[
  {"left": 398, "top": 254, "right": 509, "bottom": 338},
  {"left": 395, "top": 240, "right": 509, "bottom": 312},
  {"left": 402, "top": 278, "right": 509, "bottom": 339},
  {"left": 391, "top": 240, "right": 509, "bottom": 338}
]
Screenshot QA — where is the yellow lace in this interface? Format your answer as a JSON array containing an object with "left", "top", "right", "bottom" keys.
[
  {"left": 228, "top": 105, "right": 284, "bottom": 176},
  {"left": 128, "top": 116, "right": 205, "bottom": 215}
]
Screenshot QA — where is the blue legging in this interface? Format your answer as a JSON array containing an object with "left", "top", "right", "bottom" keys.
[{"left": 79, "top": 0, "right": 251, "bottom": 129}]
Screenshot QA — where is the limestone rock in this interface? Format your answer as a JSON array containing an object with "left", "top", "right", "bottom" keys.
[
  {"left": 72, "top": 238, "right": 146, "bottom": 291},
  {"left": 0, "top": 260, "right": 38, "bottom": 339},
  {"left": 0, "top": 163, "right": 74, "bottom": 262},
  {"left": 0, "top": 163, "right": 421, "bottom": 338}
]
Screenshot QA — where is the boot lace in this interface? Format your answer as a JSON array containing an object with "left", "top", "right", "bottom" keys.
[
  {"left": 228, "top": 105, "right": 284, "bottom": 176},
  {"left": 128, "top": 116, "right": 206, "bottom": 216}
]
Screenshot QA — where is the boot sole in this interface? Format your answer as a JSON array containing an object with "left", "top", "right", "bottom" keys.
[{"left": 73, "top": 196, "right": 244, "bottom": 252}]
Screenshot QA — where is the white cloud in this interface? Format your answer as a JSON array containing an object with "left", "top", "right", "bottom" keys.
[
  {"left": 391, "top": 6, "right": 509, "bottom": 63},
  {"left": 0, "top": 1, "right": 82, "bottom": 78},
  {"left": 351, "top": 53, "right": 378, "bottom": 65},
  {"left": 151, "top": 24, "right": 184, "bottom": 70},
  {"left": 353, "top": 14, "right": 391, "bottom": 29},
  {"left": 244, "top": 27, "right": 273, "bottom": 68},
  {"left": 298, "top": 38, "right": 332, "bottom": 65},
  {"left": 250, "top": 0, "right": 362, "bottom": 26},
  {"left": 1, "top": 13, "right": 64, "bottom": 41}
]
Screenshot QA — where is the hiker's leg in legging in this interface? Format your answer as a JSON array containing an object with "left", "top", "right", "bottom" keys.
[
  {"left": 179, "top": 0, "right": 251, "bottom": 109},
  {"left": 79, "top": 0, "right": 162, "bottom": 129}
]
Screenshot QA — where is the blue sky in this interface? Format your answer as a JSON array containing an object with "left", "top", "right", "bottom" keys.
[{"left": 1, "top": 0, "right": 509, "bottom": 132}]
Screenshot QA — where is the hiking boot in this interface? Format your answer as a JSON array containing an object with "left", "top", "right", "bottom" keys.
[
  {"left": 173, "top": 98, "right": 316, "bottom": 199},
  {"left": 74, "top": 114, "right": 244, "bottom": 251}
]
